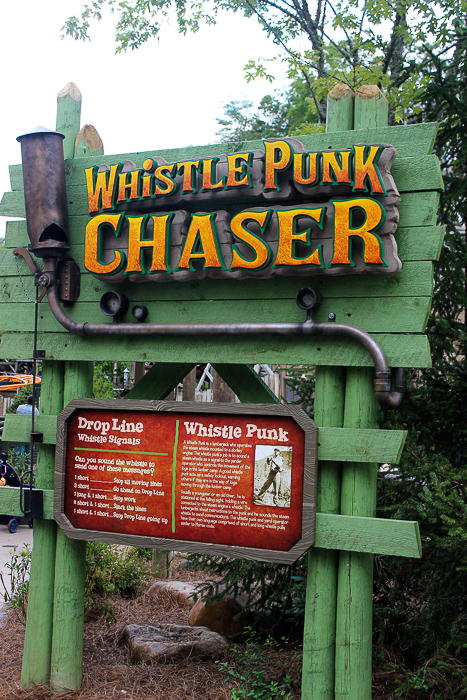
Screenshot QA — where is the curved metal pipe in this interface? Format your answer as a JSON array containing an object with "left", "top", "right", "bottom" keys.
[{"left": 41, "top": 267, "right": 404, "bottom": 409}]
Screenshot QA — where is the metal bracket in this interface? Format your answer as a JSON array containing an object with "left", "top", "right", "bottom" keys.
[{"left": 19, "top": 470, "right": 43, "bottom": 520}]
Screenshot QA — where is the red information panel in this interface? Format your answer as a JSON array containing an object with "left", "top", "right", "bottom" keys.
[{"left": 55, "top": 400, "right": 317, "bottom": 562}]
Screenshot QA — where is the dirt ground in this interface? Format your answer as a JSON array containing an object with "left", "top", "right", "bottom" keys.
[{"left": 0, "top": 557, "right": 409, "bottom": 700}]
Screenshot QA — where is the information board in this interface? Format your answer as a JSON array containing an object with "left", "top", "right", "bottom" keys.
[{"left": 54, "top": 399, "right": 317, "bottom": 563}]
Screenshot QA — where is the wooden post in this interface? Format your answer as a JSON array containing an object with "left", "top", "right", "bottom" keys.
[
  {"left": 334, "top": 85, "right": 388, "bottom": 700},
  {"left": 50, "top": 361, "right": 93, "bottom": 690},
  {"left": 21, "top": 361, "right": 64, "bottom": 687},
  {"left": 212, "top": 368, "right": 236, "bottom": 402},
  {"left": 56, "top": 83, "right": 82, "bottom": 159},
  {"left": 301, "top": 83, "right": 353, "bottom": 700},
  {"left": 74, "top": 124, "right": 104, "bottom": 158}
]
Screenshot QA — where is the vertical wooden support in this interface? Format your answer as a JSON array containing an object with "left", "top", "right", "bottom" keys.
[
  {"left": 50, "top": 361, "right": 93, "bottom": 690},
  {"left": 301, "top": 83, "right": 353, "bottom": 700},
  {"left": 334, "top": 85, "right": 388, "bottom": 700},
  {"left": 74, "top": 124, "right": 104, "bottom": 158},
  {"left": 302, "top": 368, "right": 345, "bottom": 698},
  {"left": 21, "top": 361, "right": 64, "bottom": 687},
  {"left": 56, "top": 83, "right": 82, "bottom": 159},
  {"left": 212, "top": 368, "right": 236, "bottom": 402}
]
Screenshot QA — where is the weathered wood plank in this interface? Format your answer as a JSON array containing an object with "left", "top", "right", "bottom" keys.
[
  {"left": 124, "top": 362, "right": 195, "bottom": 400},
  {"left": 3, "top": 414, "right": 406, "bottom": 464},
  {"left": 0, "top": 261, "right": 435, "bottom": 304},
  {"left": 0, "top": 296, "right": 433, "bottom": 334},
  {"left": 6, "top": 123, "right": 439, "bottom": 191},
  {"left": 315, "top": 512, "right": 422, "bottom": 558},
  {"left": 0, "top": 330, "right": 432, "bottom": 367},
  {"left": 0, "top": 488, "right": 421, "bottom": 558},
  {"left": 0, "top": 188, "right": 440, "bottom": 227},
  {"left": 212, "top": 364, "right": 280, "bottom": 404},
  {"left": 7, "top": 153, "right": 443, "bottom": 198},
  {"left": 3, "top": 219, "right": 445, "bottom": 266}
]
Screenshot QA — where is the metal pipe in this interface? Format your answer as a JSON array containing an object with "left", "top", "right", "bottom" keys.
[{"left": 39, "top": 268, "right": 404, "bottom": 409}]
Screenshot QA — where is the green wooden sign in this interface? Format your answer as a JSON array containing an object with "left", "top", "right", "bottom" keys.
[{"left": 0, "top": 82, "right": 443, "bottom": 698}]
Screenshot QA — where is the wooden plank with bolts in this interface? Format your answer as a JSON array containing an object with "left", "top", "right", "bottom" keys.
[
  {"left": 3, "top": 220, "right": 446, "bottom": 265},
  {"left": 3, "top": 413, "right": 407, "bottom": 464},
  {"left": 0, "top": 488, "right": 421, "bottom": 559},
  {"left": 0, "top": 330, "right": 433, "bottom": 368}
]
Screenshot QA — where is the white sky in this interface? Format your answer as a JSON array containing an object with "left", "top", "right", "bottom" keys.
[{"left": 0, "top": 0, "right": 290, "bottom": 236}]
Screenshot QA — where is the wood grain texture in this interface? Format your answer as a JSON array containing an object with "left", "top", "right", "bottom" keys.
[
  {"left": 5, "top": 122, "right": 440, "bottom": 191},
  {"left": 0, "top": 296, "right": 433, "bottom": 334},
  {"left": 5, "top": 412, "right": 406, "bottom": 464},
  {"left": 0, "top": 330, "right": 432, "bottom": 368},
  {"left": 212, "top": 364, "right": 280, "bottom": 404},
  {"left": 3, "top": 220, "right": 445, "bottom": 264},
  {"left": 124, "top": 362, "right": 196, "bottom": 400},
  {"left": 49, "top": 363, "right": 93, "bottom": 691},
  {"left": 0, "top": 182, "right": 442, "bottom": 223},
  {"left": 303, "top": 366, "right": 345, "bottom": 700},
  {"left": 0, "top": 488, "right": 421, "bottom": 557},
  {"left": 20, "top": 361, "right": 63, "bottom": 688},
  {"left": 53, "top": 399, "right": 318, "bottom": 565},
  {"left": 0, "top": 257, "right": 436, "bottom": 299}
]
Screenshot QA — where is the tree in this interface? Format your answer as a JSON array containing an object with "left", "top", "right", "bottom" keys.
[
  {"left": 215, "top": 80, "right": 317, "bottom": 146},
  {"left": 63, "top": 0, "right": 466, "bottom": 123}
]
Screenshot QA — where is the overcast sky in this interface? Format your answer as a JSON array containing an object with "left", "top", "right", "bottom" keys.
[{"left": 0, "top": 0, "right": 289, "bottom": 236}]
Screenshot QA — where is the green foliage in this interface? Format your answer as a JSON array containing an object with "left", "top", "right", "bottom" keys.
[
  {"left": 7, "top": 447, "right": 32, "bottom": 480},
  {"left": 93, "top": 360, "right": 131, "bottom": 398},
  {"left": 220, "top": 627, "right": 294, "bottom": 699},
  {"left": 186, "top": 553, "right": 306, "bottom": 635},
  {"left": 85, "top": 542, "right": 150, "bottom": 622},
  {"left": 62, "top": 0, "right": 467, "bottom": 125},
  {"left": 3, "top": 543, "right": 150, "bottom": 624},
  {"left": 216, "top": 81, "right": 318, "bottom": 148},
  {"left": 2, "top": 544, "right": 31, "bottom": 619},
  {"left": 6, "top": 385, "right": 34, "bottom": 414}
]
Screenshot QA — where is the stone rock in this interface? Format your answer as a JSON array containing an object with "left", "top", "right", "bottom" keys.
[
  {"left": 187, "top": 591, "right": 253, "bottom": 638},
  {"left": 121, "top": 623, "right": 229, "bottom": 663},
  {"left": 147, "top": 580, "right": 202, "bottom": 610}
]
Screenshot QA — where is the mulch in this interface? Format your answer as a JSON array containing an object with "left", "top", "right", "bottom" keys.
[{"left": 0, "top": 557, "right": 410, "bottom": 699}]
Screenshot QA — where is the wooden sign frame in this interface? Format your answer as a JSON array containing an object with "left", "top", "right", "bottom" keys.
[{"left": 54, "top": 398, "right": 318, "bottom": 564}]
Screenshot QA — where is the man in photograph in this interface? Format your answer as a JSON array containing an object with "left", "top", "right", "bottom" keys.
[{"left": 254, "top": 447, "right": 284, "bottom": 505}]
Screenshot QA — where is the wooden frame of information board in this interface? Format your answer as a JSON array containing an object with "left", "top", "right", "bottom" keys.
[{"left": 54, "top": 398, "right": 318, "bottom": 564}]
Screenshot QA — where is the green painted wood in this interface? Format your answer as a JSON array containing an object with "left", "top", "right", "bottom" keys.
[
  {"left": 3, "top": 414, "right": 406, "bottom": 464},
  {"left": 56, "top": 83, "right": 82, "bottom": 160},
  {"left": 6, "top": 122, "right": 439, "bottom": 191},
  {"left": 51, "top": 361, "right": 93, "bottom": 691},
  {"left": 0, "top": 260, "right": 433, "bottom": 308},
  {"left": 0, "top": 486, "right": 54, "bottom": 519},
  {"left": 2, "top": 220, "right": 446, "bottom": 265},
  {"left": 0, "top": 330, "right": 432, "bottom": 368},
  {"left": 334, "top": 87, "right": 388, "bottom": 700},
  {"left": 20, "top": 361, "right": 64, "bottom": 688},
  {"left": 315, "top": 512, "right": 422, "bottom": 557},
  {"left": 0, "top": 488, "right": 421, "bottom": 558},
  {"left": 212, "top": 364, "right": 280, "bottom": 404},
  {"left": 124, "top": 362, "right": 195, "bottom": 400},
  {"left": 0, "top": 295, "right": 433, "bottom": 335},
  {"left": 336, "top": 367, "right": 378, "bottom": 700},
  {"left": 303, "top": 367, "right": 345, "bottom": 700},
  {"left": 0, "top": 261, "right": 435, "bottom": 304},
  {"left": 354, "top": 86, "right": 388, "bottom": 130},
  {"left": 74, "top": 125, "right": 104, "bottom": 158},
  {"left": 0, "top": 187, "right": 441, "bottom": 228},
  {"left": 302, "top": 90, "right": 352, "bottom": 700}
]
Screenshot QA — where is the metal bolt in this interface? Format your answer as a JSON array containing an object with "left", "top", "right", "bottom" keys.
[{"left": 328, "top": 312, "right": 336, "bottom": 321}]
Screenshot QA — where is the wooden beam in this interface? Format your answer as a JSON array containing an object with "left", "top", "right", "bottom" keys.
[
  {"left": 4, "top": 414, "right": 407, "bottom": 464},
  {"left": 124, "top": 362, "right": 195, "bottom": 400}
]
